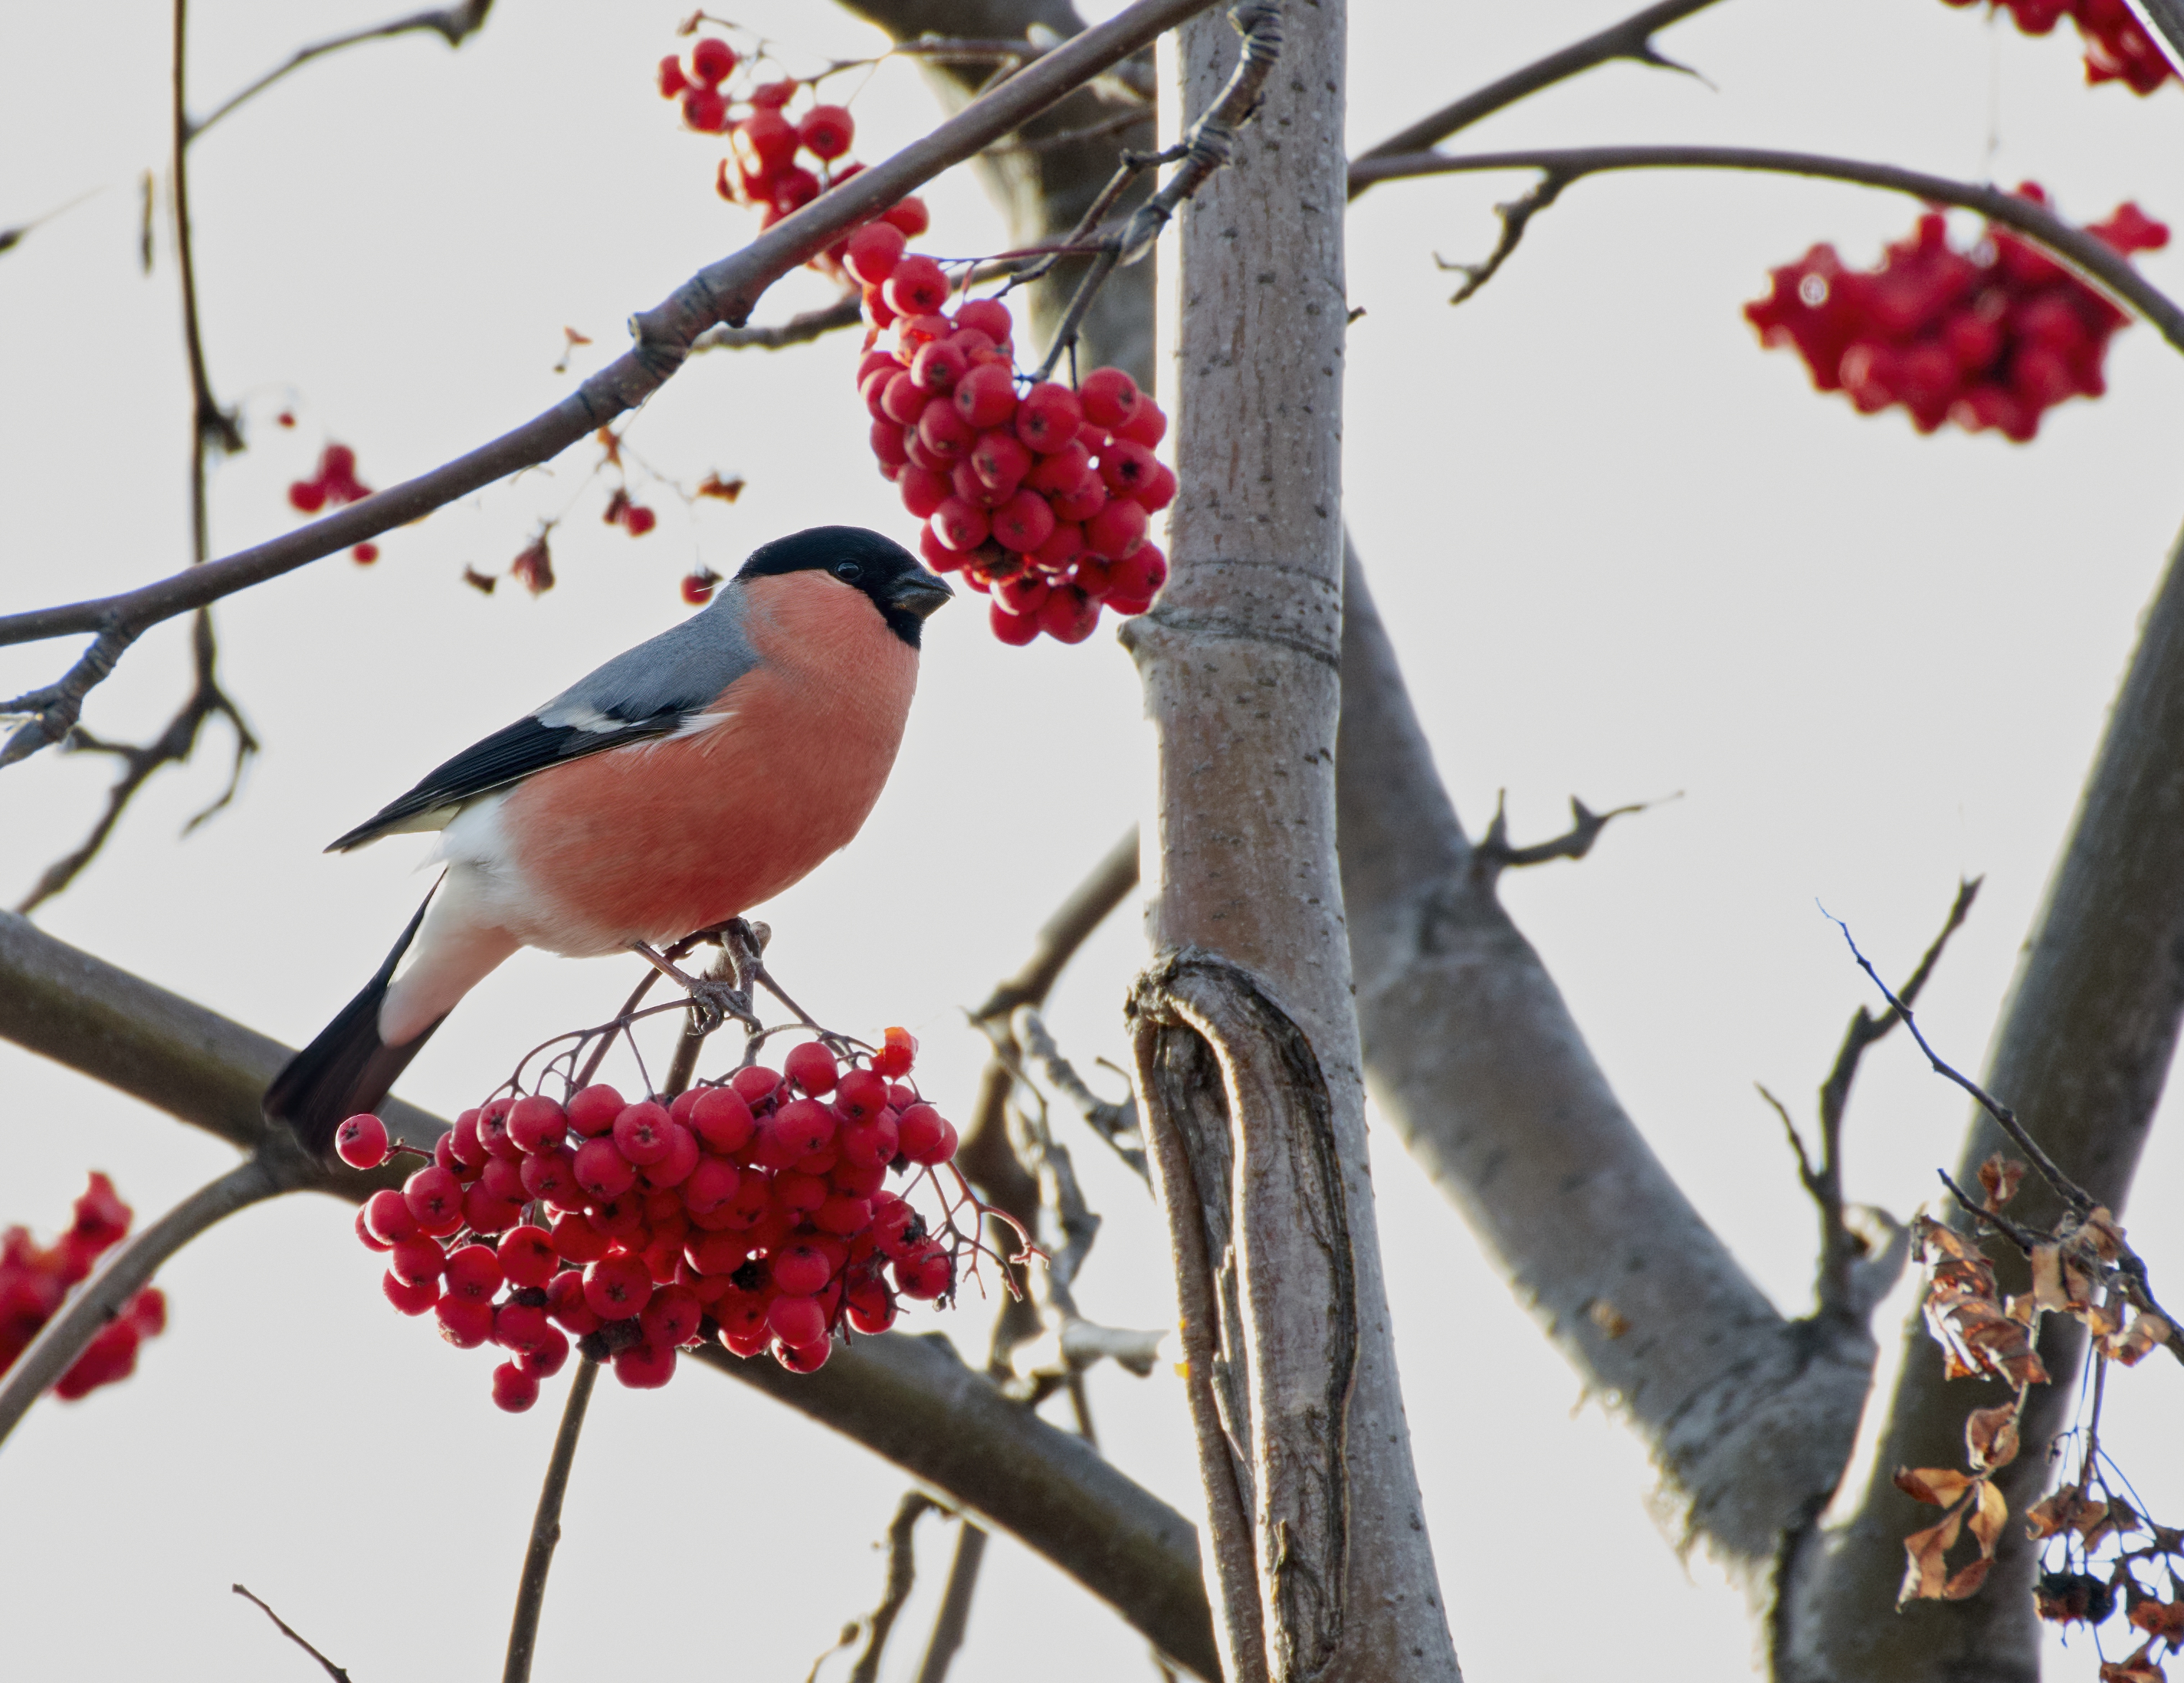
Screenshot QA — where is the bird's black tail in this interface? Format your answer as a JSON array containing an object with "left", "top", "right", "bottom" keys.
[{"left": 265, "top": 888, "right": 446, "bottom": 1159}]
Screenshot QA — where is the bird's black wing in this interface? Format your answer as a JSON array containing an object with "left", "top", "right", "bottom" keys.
[{"left": 325, "top": 709, "right": 683, "bottom": 851}]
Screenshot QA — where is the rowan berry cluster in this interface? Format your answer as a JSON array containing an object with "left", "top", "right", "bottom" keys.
[
  {"left": 1745, "top": 189, "right": 2170, "bottom": 441},
  {"left": 0, "top": 1173, "right": 168, "bottom": 1402},
  {"left": 1939, "top": 0, "right": 2176, "bottom": 94},
  {"left": 849, "top": 276, "right": 1172, "bottom": 645},
  {"left": 656, "top": 31, "right": 930, "bottom": 285},
  {"left": 342, "top": 1028, "right": 979, "bottom": 1410},
  {"left": 287, "top": 443, "right": 379, "bottom": 563}
]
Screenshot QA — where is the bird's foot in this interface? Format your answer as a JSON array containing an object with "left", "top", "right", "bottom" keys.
[{"left": 629, "top": 940, "right": 761, "bottom": 1035}]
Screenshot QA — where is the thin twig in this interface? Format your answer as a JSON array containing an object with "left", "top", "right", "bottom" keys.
[
  {"left": 1349, "top": 0, "right": 1728, "bottom": 187},
  {"left": 989, "top": 106, "right": 1156, "bottom": 156},
  {"left": 0, "top": 188, "right": 102, "bottom": 259},
  {"left": 1433, "top": 169, "right": 1571, "bottom": 306},
  {"left": 0, "top": 1153, "right": 297, "bottom": 1450},
  {"left": 844, "top": 1492, "right": 938, "bottom": 1683},
  {"left": 0, "top": 0, "right": 1224, "bottom": 757},
  {"left": 976, "top": 825, "right": 1140, "bottom": 1022},
  {"left": 690, "top": 292, "right": 864, "bottom": 353},
  {"left": 1471, "top": 789, "right": 1672, "bottom": 878},
  {"left": 911, "top": 1519, "right": 989, "bottom": 1683},
  {"left": 189, "top": 1, "right": 494, "bottom": 139},
  {"left": 1344, "top": 146, "right": 2184, "bottom": 356},
  {"left": 233, "top": 1584, "right": 351, "bottom": 1681},
  {"left": 503, "top": 1356, "right": 599, "bottom": 1683},
  {"left": 1015, "top": 1006, "right": 1146, "bottom": 1179}
]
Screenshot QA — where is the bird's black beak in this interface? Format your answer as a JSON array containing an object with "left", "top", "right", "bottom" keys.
[{"left": 888, "top": 569, "right": 955, "bottom": 621}]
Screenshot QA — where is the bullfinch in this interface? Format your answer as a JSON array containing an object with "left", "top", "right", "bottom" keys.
[{"left": 265, "top": 525, "right": 952, "bottom": 1157}]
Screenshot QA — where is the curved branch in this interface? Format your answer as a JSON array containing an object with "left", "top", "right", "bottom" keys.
[
  {"left": 0, "top": 0, "right": 1219, "bottom": 756},
  {"left": 0, "top": 914, "right": 1218, "bottom": 1675},
  {"left": 0, "top": 1153, "right": 294, "bottom": 1450},
  {"left": 1344, "top": 146, "right": 2184, "bottom": 355},
  {"left": 189, "top": 2, "right": 495, "bottom": 140},
  {"left": 1349, "top": 0, "right": 1728, "bottom": 186},
  {"left": 503, "top": 1357, "right": 598, "bottom": 1683}
]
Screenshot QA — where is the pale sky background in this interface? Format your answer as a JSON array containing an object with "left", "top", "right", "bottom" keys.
[{"left": 2, "top": 2, "right": 2181, "bottom": 1679}]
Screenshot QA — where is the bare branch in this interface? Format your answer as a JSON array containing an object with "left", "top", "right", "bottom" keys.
[
  {"left": 975, "top": 825, "right": 1139, "bottom": 1022},
  {"left": 1350, "top": 0, "right": 1730, "bottom": 182},
  {"left": 844, "top": 1492, "right": 939, "bottom": 1683},
  {"left": 910, "top": 1519, "right": 988, "bottom": 1683},
  {"left": 1431, "top": 169, "right": 1570, "bottom": 306},
  {"left": 690, "top": 293, "right": 864, "bottom": 353},
  {"left": 1344, "top": 146, "right": 2184, "bottom": 356},
  {"left": 190, "top": 2, "right": 495, "bottom": 139},
  {"left": 0, "top": 189, "right": 101, "bottom": 260},
  {"left": 0, "top": 0, "right": 1222, "bottom": 756},
  {"left": 1014, "top": 1006, "right": 1146, "bottom": 1177},
  {"left": 503, "top": 1357, "right": 598, "bottom": 1683},
  {"left": 233, "top": 1584, "right": 352, "bottom": 1682},
  {"left": 1471, "top": 788, "right": 1672, "bottom": 878}
]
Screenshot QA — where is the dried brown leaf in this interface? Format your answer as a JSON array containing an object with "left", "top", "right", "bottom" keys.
[
  {"left": 1943, "top": 1557, "right": 1994, "bottom": 1599},
  {"left": 1900, "top": 1504, "right": 1966, "bottom": 1604},
  {"left": 2106, "top": 1314, "right": 2173, "bottom": 1368},
  {"left": 2033, "top": 1244, "right": 2068, "bottom": 1312},
  {"left": 1897, "top": 1467, "right": 1975, "bottom": 1507},
  {"left": 696, "top": 471, "right": 746, "bottom": 503},
  {"left": 461, "top": 565, "right": 497, "bottom": 595},
  {"left": 2085, "top": 1208, "right": 2127, "bottom": 1261},
  {"left": 1969, "top": 1478, "right": 2009, "bottom": 1554},
  {"left": 2099, "top": 1642, "right": 2166, "bottom": 1683},
  {"left": 2132, "top": 1597, "right": 2184, "bottom": 1643},
  {"left": 1979, "top": 1153, "right": 2025, "bottom": 1211},
  {"left": 1966, "top": 1402, "right": 2022, "bottom": 1472},
  {"left": 2026, "top": 1485, "right": 2107, "bottom": 1542}
]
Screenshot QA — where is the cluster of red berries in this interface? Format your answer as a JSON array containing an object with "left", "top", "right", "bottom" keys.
[
  {"left": 341, "top": 1029, "right": 973, "bottom": 1410},
  {"left": 287, "top": 442, "right": 379, "bottom": 563},
  {"left": 1940, "top": 0, "right": 2176, "bottom": 94},
  {"left": 1, "top": 1174, "right": 168, "bottom": 1402},
  {"left": 656, "top": 32, "right": 930, "bottom": 285},
  {"left": 848, "top": 279, "right": 1172, "bottom": 644},
  {"left": 1745, "top": 188, "right": 2170, "bottom": 441}
]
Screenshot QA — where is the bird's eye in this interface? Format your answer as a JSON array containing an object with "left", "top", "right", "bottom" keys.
[{"left": 834, "top": 561, "right": 864, "bottom": 583}]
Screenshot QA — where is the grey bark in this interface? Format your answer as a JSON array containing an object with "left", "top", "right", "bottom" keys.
[{"left": 1120, "top": 6, "right": 1461, "bottom": 1678}]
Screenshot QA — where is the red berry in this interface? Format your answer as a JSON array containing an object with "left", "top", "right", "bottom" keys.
[
  {"left": 508, "top": 1096, "right": 568, "bottom": 1153},
  {"left": 1117, "top": 401, "right": 1169, "bottom": 447},
  {"left": 1078, "top": 367, "right": 1141, "bottom": 428},
  {"left": 845, "top": 1276, "right": 897, "bottom": 1334},
  {"left": 610, "top": 1101, "right": 671, "bottom": 1166},
  {"left": 288, "top": 480, "right": 328, "bottom": 514},
  {"left": 895, "top": 1242, "right": 955, "bottom": 1301},
  {"left": 1085, "top": 497, "right": 1149, "bottom": 559},
  {"left": 499, "top": 1225, "right": 559, "bottom": 1289},
  {"left": 389, "top": 1235, "right": 446, "bottom": 1288},
  {"left": 478, "top": 1097, "right": 520, "bottom": 1160},
  {"left": 382, "top": 1271, "right": 438, "bottom": 1315},
  {"left": 573, "top": 1137, "right": 639, "bottom": 1200},
  {"left": 770, "top": 1098, "right": 838, "bottom": 1162},
  {"left": 735, "top": 110, "right": 799, "bottom": 178},
  {"left": 451, "top": 1108, "right": 487, "bottom": 1168},
  {"left": 730, "top": 1065, "right": 781, "bottom": 1103},
  {"left": 334, "top": 1113, "right": 389, "bottom": 1170},
  {"left": 689, "top": 36, "right": 736, "bottom": 86},
  {"left": 519, "top": 1327, "right": 572, "bottom": 1377},
  {"left": 798, "top": 105, "right": 854, "bottom": 160},
  {"left": 882, "top": 197, "right": 930, "bottom": 238},
  {"left": 1015, "top": 383, "right": 1084, "bottom": 453},
  {"left": 363, "top": 1188, "right": 418, "bottom": 1245},
  {"left": 351, "top": 544, "right": 379, "bottom": 565},
  {"left": 953, "top": 364, "right": 1018, "bottom": 430},
  {"left": 767, "top": 1294, "right": 829, "bottom": 1347},
  {"left": 872, "top": 1027, "right": 917, "bottom": 1078},
  {"left": 493, "top": 1300, "right": 552, "bottom": 1353},
  {"left": 568, "top": 1084, "right": 625, "bottom": 1136},
  {"left": 749, "top": 78, "right": 797, "bottom": 109},
  {"left": 836, "top": 1069, "right": 890, "bottom": 1123},
  {"left": 815, "top": 1196, "right": 871, "bottom": 1236},
  {"left": 990, "top": 489, "right": 1057, "bottom": 554},
  {"left": 550, "top": 1213, "right": 612, "bottom": 1265},
  {"left": 492, "top": 1360, "right": 541, "bottom": 1412},
  {"left": 883, "top": 255, "right": 950, "bottom": 317},
  {"left": 641, "top": 1121, "right": 700, "bottom": 1190},
  {"left": 583, "top": 1252, "right": 655, "bottom": 1320},
  {"left": 1028, "top": 439, "right": 1094, "bottom": 495},
  {"left": 917, "top": 402, "right": 975, "bottom": 461},
  {"left": 931, "top": 498, "right": 990, "bottom": 553},
  {"left": 403, "top": 1166, "right": 464, "bottom": 1235},
  {"left": 845, "top": 221, "right": 907, "bottom": 286},
  {"left": 995, "top": 572, "right": 1049, "bottom": 617},
  {"left": 623, "top": 504, "right": 657, "bottom": 537},
  {"left": 1100, "top": 438, "right": 1161, "bottom": 499},
  {"left": 546, "top": 1270, "right": 602, "bottom": 1334},
  {"left": 970, "top": 430, "right": 1033, "bottom": 494},
  {"left": 657, "top": 54, "right": 689, "bottom": 98},
  {"left": 896, "top": 1103, "right": 956, "bottom": 1164},
  {"left": 444, "top": 1243, "right": 504, "bottom": 1303},
  {"left": 437, "top": 1294, "right": 494, "bottom": 1349},
  {"left": 520, "top": 1146, "right": 582, "bottom": 1209},
  {"left": 641, "top": 1283, "right": 703, "bottom": 1347},
  {"left": 355, "top": 1206, "right": 392, "bottom": 1253},
  {"left": 461, "top": 1186, "right": 521, "bottom": 1236},
  {"left": 688, "top": 1086, "right": 756, "bottom": 1156},
  {"left": 838, "top": 1110, "right": 900, "bottom": 1169},
  {"left": 680, "top": 569, "right": 719, "bottom": 609},
  {"left": 898, "top": 465, "right": 951, "bottom": 521},
  {"left": 683, "top": 87, "right": 729, "bottom": 133},
  {"left": 613, "top": 1341, "right": 677, "bottom": 1389},
  {"left": 589, "top": 1192, "right": 646, "bottom": 1238},
  {"left": 954, "top": 297, "right": 1014, "bottom": 343},
  {"left": 1038, "top": 587, "right": 1100, "bottom": 645},
  {"left": 910, "top": 339, "right": 969, "bottom": 395},
  {"left": 783, "top": 1041, "right": 841, "bottom": 1097}
]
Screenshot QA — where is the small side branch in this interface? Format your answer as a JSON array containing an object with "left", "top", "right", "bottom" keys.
[
  {"left": 1471, "top": 789, "right": 1671, "bottom": 881},
  {"left": 189, "top": 1, "right": 494, "bottom": 139},
  {"left": 843, "top": 1492, "right": 938, "bottom": 1683},
  {"left": 1433, "top": 169, "right": 1570, "bottom": 305},
  {"left": 1350, "top": 0, "right": 1730, "bottom": 183},
  {"left": 233, "top": 1584, "right": 351, "bottom": 1682},
  {"left": 910, "top": 1519, "right": 989, "bottom": 1683},
  {"left": 503, "top": 1356, "right": 599, "bottom": 1683},
  {"left": 690, "top": 293, "right": 864, "bottom": 353},
  {"left": 1344, "top": 146, "right": 2184, "bottom": 356}
]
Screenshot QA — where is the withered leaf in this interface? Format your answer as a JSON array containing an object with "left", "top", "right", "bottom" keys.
[
  {"left": 1897, "top": 1467, "right": 1974, "bottom": 1507},
  {"left": 696, "top": 471, "right": 746, "bottom": 503},
  {"left": 2097, "top": 1642, "right": 2166, "bottom": 1683},
  {"left": 2026, "top": 1485, "right": 2108, "bottom": 1542},
  {"left": 2033, "top": 1244, "right": 2068, "bottom": 1312},
  {"left": 1965, "top": 1402, "right": 2022, "bottom": 1472},
  {"left": 461, "top": 565, "right": 497, "bottom": 595},
  {"left": 1968, "top": 1478, "right": 2009, "bottom": 1555},
  {"left": 2104, "top": 1312, "right": 2172, "bottom": 1369},
  {"left": 2131, "top": 1597, "right": 2184, "bottom": 1643},
  {"left": 1979, "top": 1153, "right": 2025, "bottom": 1211},
  {"left": 2039, "top": 1570, "right": 2118, "bottom": 1626},
  {"left": 2084, "top": 1208, "right": 2127, "bottom": 1262},
  {"left": 1943, "top": 1557, "right": 1994, "bottom": 1600},
  {"left": 1900, "top": 1503, "right": 1967, "bottom": 1605}
]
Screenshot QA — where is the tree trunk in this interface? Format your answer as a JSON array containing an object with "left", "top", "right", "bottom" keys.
[{"left": 1123, "top": 6, "right": 1461, "bottom": 1678}]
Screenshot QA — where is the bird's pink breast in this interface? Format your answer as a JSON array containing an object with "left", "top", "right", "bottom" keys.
[{"left": 497, "top": 573, "right": 918, "bottom": 953}]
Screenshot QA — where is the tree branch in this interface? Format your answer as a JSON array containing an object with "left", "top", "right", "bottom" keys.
[
  {"left": 232, "top": 1584, "right": 352, "bottom": 1682},
  {"left": 1350, "top": 0, "right": 1729, "bottom": 187},
  {"left": 0, "top": 914, "right": 1219, "bottom": 1677},
  {"left": 189, "top": 1, "right": 495, "bottom": 140},
  {"left": 503, "top": 1357, "right": 598, "bottom": 1683},
  {"left": 0, "top": 0, "right": 1221, "bottom": 758},
  {"left": 910, "top": 1518, "right": 989, "bottom": 1683},
  {"left": 1779, "top": 520, "right": 2184, "bottom": 1679},
  {"left": 1344, "top": 146, "right": 2184, "bottom": 355},
  {"left": 844, "top": 1492, "right": 938, "bottom": 1683}
]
